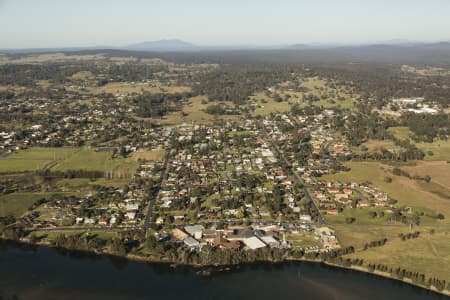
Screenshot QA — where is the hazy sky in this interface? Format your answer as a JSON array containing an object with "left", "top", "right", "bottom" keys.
[{"left": 1, "top": 0, "right": 449, "bottom": 48}]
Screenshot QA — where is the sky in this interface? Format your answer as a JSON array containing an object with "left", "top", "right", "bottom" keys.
[{"left": 0, "top": 0, "right": 449, "bottom": 48}]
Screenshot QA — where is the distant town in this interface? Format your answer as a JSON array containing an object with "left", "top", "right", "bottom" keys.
[{"left": 0, "top": 51, "right": 449, "bottom": 295}]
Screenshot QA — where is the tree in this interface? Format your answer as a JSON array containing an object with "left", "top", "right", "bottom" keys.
[{"left": 110, "top": 238, "right": 127, "bottom": 256}]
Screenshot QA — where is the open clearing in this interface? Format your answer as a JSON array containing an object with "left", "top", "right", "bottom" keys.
[
  {"left": 53, "top": 178, "right": 131, "bottom": 191},
  {"left": 325, "top": 207, "right": 392, "bottom": 225},
  {"left": 53, "top": 148, "right": 138, "bottom": 177},
  {"left": 90, "top": 82, "right": 191, "bottom": 95},
  {"left": 0, "top": 147, "right": 138, "bottom": 177},
  {"left": 323, "top": 161, "right": 450, "bottom": 224},
  {"left": 388, "top": 126, "right": 450, "bottom": 161},
  {"left": 354, "top": 139, "right": 400, "bottom": 154},
  {"left": 0, "top": 53, "right": 105, "bottom": 64},
  {"left": 416, "top": 140, "right": 450, "bottom": 161},
  {"left": 388, "top": 126, "right": 412, "bottom": 140},
  {"left": 0, "top": 192, "right": 81, "bottom": 217},
  {"left": 0, "top": 193, "right": 45, "bottom": 217},
  {"left": 0, "top": 147, "right": 79, "bottom": 172},
  {"left": 401, "top": 161, "right": 450, "bottom": 189},
  {"left": 150, "top": 96, "right": 240, "bottom": 125},
  {"left": 251, "top": 92, "right": 292, "bottom": 116},
  {"left": 71, "top": 71, "right": 94, "bottom": 80},
  {"left": 131, "top": 149, "right": 165, "bottom": 161},
  {"left": 340, "top": 225, "right": 450, "bottom": 281}
]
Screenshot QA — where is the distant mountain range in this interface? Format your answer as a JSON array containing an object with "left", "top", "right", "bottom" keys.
[
  {"left": 126, "top": 38, "right": 450, "bottom": 51},
  {"left": 126, "top": 39, "right": 199, "bottom": 51},
  {"left": 1, "top": 38, "right": 450, "bottom": 53},
  {"left": 2, "top": 39, "right": 450, "bottom": 65}
]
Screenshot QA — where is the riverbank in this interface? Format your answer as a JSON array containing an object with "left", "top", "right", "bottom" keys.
[
  {"left": 320, "top": 261, "right": 450, "bottom": 297},
  {"left": 2, "top": 237, "right": 449, "bottom": 297}
]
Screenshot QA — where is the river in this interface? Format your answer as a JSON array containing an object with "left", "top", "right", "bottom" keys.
[{"left": 0, "top": 241, "right": 447, "bottom": 300}]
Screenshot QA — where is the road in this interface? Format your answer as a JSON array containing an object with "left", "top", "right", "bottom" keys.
[
  {"left": 28, "top": 225, "right": 142, "bottom": 232},
  {"left": 261, "top": 125, "right": 324, "bottom": 224},
  {"left": 143, "top": 152, "right": 170, "bottom": 231}
]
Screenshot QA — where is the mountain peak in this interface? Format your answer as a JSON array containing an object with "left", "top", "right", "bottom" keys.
[{"left": 127, "top": 39, "right": 198, "bottom": 51}]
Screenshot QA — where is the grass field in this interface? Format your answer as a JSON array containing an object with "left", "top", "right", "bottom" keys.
[
  {"left": 0, "top": 147, "right": 80, "bottom": 172},
  {"left": 416, "top": 140, "right": 450, "bottom": 161},
  {"left": 332, "top": 224, "right": 410, "bottom": 249},
  {"left": 54, "top": 178, "right": 130, "bottom": 191},
  {"left": 388, "top": 126, "right": 412, "bottom": 140},
  {"left": 90, "top": 82, "right": 191, "bottom": 95},
  {"left": 151, "top": 96, "right": 240, "bottom": 125},
  {"left": 0, "top": 53, "right": 105, "bottom": 65},
  {"left": 71, "top": 71, "right": 94, "bottom": 80},
  {"left": 0, "top": 147, "right": 138, "bottom": 178},
  {"left": 250, "top": 77, "right": 356, "bottom": 116},
  {"left": 354, "top": 139, "right": 400, "bottom": 154},
  {"left": 341, "top": 226, "right": 450, "bottom": 281},
  {"left": 0, "top": 192, "right": 82, "bottom": 217},
  {"left": 286, "top": 232, "right": 321, "bottom": 248},
  {"left": 131, "top": 149, "right": 165, "bottom": 161},
  {"left": 388, "top": 126, "right": 450, "bottom": 161},
  {"left": 401, "top": 161, "right": 450, "bottom": 190},
  {"left": 0, "top": 193, "right": 45, "bottom": 217},
  {"left": 323, "top": 161, "right": 450, "bottom": 224},
  {"left": 325, "top": 207, "right": 391, "bottom": 225},
  {"left": 53, "top": 148, "right": 138, "bottom": 177},
  {"left": 251, "top": 92, "right": 292, "bottom": 116},
  {"left": 299, "top": 77, "right": 356, "bottom": 109},
  {"left": 37, "top": 230, "right": 118, "bottom": 242}
]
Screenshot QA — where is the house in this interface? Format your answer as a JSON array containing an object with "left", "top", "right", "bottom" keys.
[
  {"left": 125, "top": 203, "right": 139, "bottom": 211},
  {"left": 203, "top": 229, "right": 219, "bottom": 243},
  {"left": 173, "top": 215, "right": 185, "bottom": 221},
  {"left": 327, "top": 188, "right": 340, "bottom": 194},
  {"left": 259, "top": 235, "right": 279, "bottom": 248},
  {"left": 325, "top": 209, "right": 339, "bottom": 215},
  {"left": 300, "top": 214, "right": 312, "bottom": 223},
  {"left": 243, "top": 237, "right": 266, "bottom": 250},
  {"left": 211, "top": 234, "right": 241, "bottom": 250},
  {"left": 184, "top": 225, "right": 205, "bottom": 240},
  {"left": 183, "top": 236, "right": 200, "bottom": 248},
  {"left": 126, "top": 211, "right": 136, "bottom": 220},
  {"left": 358, "top": 200, "right": 370, "bottom": 207},
  {"left": 335, "top": 193, "right": 349, "bottom": 201},
  {"left": 227, "top": 228, "right": 255, "bottom": 241},
  {"left": 84, "top": 218, "right": 95, "bottom": 224},
  {"left": 343, "top": 188, "right": 352, "bottom": 195}
]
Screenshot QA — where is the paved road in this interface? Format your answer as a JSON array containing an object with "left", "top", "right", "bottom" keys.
[
  {"left": 143, "top": 152, "right": 170, "bottom": 231},
  {"left": 32, "top": 226, "right": 141, "bottom": 232},
  {"left": 262, "top": 125, "right": 324, "bottom": 225}
]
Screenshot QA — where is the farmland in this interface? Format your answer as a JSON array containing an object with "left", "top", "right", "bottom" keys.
[
  {"left": 90, "top": 82, "right": 191, "bottom": 95},
  {"left": 323, "top": 161, "right": 450, "bottom": 224},
  {"left": 342, "top": 226, "right": 450, "bottom": 282},
  {"left": 0, "top": 147, "right": 79, "bottom": 173},
  {"left": 0, "top": 192, "right": 81, "bottom": 217},
  {"left": 131, "top": 149, "right": 165, "bottom": 161},
  {"left": 0, "top": 147, "right": 138, "bottom": 177},
  {"left": 52, "top": 148, "right": 138, "bottom": 177},
  {"left": 388, "top": 126, "right": 450, "bottom": 161}
]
